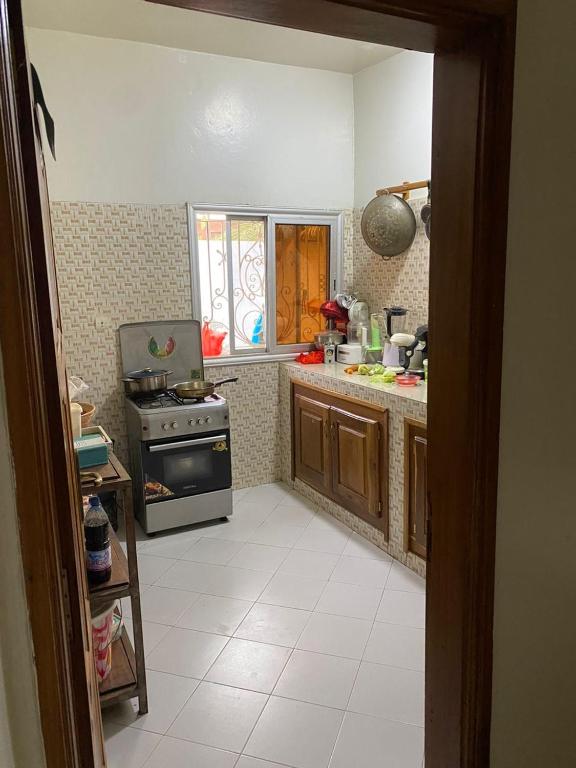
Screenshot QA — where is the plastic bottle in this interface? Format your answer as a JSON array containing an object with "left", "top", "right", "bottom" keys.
[{"left": 84, "top": 495, "right": 111, "bottom": 585}]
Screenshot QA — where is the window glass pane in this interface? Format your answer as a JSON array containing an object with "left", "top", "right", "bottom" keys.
[
  {"left": 230, "top": 219, "right": 266, "bottom": 351},
  {"left": 275, "top": 224, "right": 330, "bottom": 345},
  {"left": 196, "top": 214, "right": 230, "bottom": 356}
]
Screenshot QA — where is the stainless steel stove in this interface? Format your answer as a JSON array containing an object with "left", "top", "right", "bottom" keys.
[{"left": 120, "top": 321, "right": 233, "bottom": 534}]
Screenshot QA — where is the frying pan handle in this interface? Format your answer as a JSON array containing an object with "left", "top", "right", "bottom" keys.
[{"left": 213, "top": 378, "right": 238, "bottom": 387}]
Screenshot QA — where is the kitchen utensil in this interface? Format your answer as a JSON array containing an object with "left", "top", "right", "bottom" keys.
[
  {"left": 320, "top": 300, "right": 349, "bottom": 324},
  {"left": 324, "top": 343, "right": 336, "bottom": 364},
  {"left": 421, "top": 182, "right": 431, "bottom": 240},
  {"left": 173, "top": 377, "right": 238, "bottom": 400},
  {"left": 201, "top": 320, "right": 228, "bottom": 357},
  {"left": 334, "top": 293, "right": 357, "bottom": 310},
  {"left": 370, "top": 313, "right": 382, "bottom": 348},
  {"left": 314, "top": 330, "right": 345, "bottom": 350},
  {"left": 396, "top": 373, "right": 420, "bottom": 387},
  {"left": 346, "top": 321, "right": 369, "bottom": 346},
  {"left": 337, "top": 344, "right": 364, "bottom": 364},
  {"left": 348, "top": 300, "right": 370, "bottom": 324},
  {"left": 79, "top": 402, "right": 96, "bottom": 428},
  {"left": 123, "top": 368, "right": 172, "bottom": 395},
  {"left": 382, "top": 307, "right": 409, "bottom": 367},
  {"left": 363, "top": 347, "right": 383, "bottom": 364},
  {"left": 361, "top": 192, "right": 417, "bottom": 257}
]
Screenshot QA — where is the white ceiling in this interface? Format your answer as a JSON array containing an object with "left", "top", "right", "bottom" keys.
[{"left": 23, "top": 0, "right": 402, "bottom": 75}]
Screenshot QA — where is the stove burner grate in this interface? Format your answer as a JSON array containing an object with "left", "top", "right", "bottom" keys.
[{"left": 130, "top": 390, "right": 222, "bottom": 409}]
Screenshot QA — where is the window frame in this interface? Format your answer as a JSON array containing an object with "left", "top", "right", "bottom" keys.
[{"left": 188, "top": 204, "right": 344, "bottom": 363}]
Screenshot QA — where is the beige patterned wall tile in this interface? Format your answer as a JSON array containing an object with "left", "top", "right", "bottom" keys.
[
  {"left": 342, "top": 208, "right": 354, "bottom": 291},
  {"left": 51, "top": 202, "right": 282, "bottom": 489},
  {"left": 352, "top": 198, "right": 429, "bottom": 329},
  {"left": 51, "top": 202, "right": 192, "bottom": 465},
  {"left": 208, "top": 363, "right": 281, "bottom": 488}
]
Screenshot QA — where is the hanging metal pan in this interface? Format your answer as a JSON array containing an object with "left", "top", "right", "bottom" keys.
[{"left": 360, "top": 192, "right": 417, "bottom": 257}]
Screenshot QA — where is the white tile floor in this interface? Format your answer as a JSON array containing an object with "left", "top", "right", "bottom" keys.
[{"left": 107, "top": 482, "right": 426, "bottom": 768}]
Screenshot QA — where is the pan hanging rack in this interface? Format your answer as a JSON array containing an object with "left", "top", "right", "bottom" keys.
[{"left": 376, "top": 179, "right": 429, "bottom": 201}]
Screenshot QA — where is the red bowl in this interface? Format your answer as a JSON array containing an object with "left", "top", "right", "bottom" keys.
[{"left": 396, "top": 374, "right": 420, "bottom": 387}]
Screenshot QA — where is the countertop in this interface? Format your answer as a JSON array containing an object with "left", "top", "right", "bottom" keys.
[{"left": 282, "top": 361, "right": 428, "bottom": 405}]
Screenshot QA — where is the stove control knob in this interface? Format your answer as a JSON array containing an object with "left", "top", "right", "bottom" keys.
[
  {"left": 198, "top": 418, "right": 206, "bottom": 425},
  {"left": 171, "top": 421, "right": 178, "bottom": 429},
  {"left": 162, "top": 423, "right": 170, "bottom": 431},
  {"left": 188, "top": 419, "right": 195, "bottom": 426},
  {"left": 206, "top": 416, "right": 212, "bottom": 424}
]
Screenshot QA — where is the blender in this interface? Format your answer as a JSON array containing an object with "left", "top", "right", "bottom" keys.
[
  {"left": 382, "top": 307, "right": 408, "bottom": 367},
  {"left": 337, "top": 300, "right": 370, "bottom": 364}
]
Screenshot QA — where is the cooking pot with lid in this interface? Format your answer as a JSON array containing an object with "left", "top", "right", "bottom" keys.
[{"left": 122, "top": 368, "right": 172, "bottom": 395}]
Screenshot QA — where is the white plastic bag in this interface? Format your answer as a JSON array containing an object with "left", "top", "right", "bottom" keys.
[{"left": 68, "top": 375, "right": 89, "bottom": 402}]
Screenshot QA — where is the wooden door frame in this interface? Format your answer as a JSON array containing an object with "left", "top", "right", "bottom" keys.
[{"left": 0, "top": 1, "right": 516, "bottom": 768}]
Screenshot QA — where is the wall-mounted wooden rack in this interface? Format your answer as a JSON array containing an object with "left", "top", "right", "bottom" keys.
[{"left": 376, "top": 180, "right": 429, "bottom": 200}]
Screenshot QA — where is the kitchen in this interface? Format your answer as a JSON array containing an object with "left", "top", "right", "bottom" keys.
[{"left": 23, "top": 1, "right": 432, "bottom": 766}]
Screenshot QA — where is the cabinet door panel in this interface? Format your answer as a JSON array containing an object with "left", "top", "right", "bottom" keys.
[
  {"left": 293, "top": 393, "right": 331, "bottom": 493},
  {"left": 404, "top": 420, "right": 428, "bottom": 559},
  {"left": 330, "top": 407, "right": 380, "bottom": 520}
]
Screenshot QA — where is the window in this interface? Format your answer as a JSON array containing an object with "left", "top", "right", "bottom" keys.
[{"left": 189, "top": 206, "right": 343, "bottom": 359}]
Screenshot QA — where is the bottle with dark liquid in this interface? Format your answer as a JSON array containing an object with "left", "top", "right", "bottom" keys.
[{"left": 84, "top": 495, "right": 111, "bottom": 585}]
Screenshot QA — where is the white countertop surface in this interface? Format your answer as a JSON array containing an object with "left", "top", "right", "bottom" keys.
[{"left": 283, "top": 361, "right": 428, "bottom": 405}]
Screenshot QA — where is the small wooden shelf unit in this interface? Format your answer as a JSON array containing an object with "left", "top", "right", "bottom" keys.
[{"left": 85, "top": 451, "right": 148, "bottom": 714}]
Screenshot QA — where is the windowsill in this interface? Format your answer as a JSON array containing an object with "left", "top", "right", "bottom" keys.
[{"left": 204, "top": 352, "right": 300, "bottom": 367}]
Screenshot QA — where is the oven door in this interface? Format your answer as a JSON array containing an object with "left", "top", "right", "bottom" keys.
[{"left": 141, "top": 429, "right": 231, "bottom": 504}]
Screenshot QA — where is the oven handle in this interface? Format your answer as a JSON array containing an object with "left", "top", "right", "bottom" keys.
[{"left": 148, "top": 435, "right": 227, "bottom": 452}]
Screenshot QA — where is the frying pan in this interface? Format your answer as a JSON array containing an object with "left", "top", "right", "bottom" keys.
[{"left": 174, "top": 377, "right": 238, "bottom": 400}]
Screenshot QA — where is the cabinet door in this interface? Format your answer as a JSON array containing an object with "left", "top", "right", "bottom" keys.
[
  {"left": 330, "top": 406, "right": 380, "bottom": 521},
  {"left": 404, "top": 420, "right": 428, "bottom": 559},
  {"left": 293, "top": 393, "right": 331, "bottom": 493}
]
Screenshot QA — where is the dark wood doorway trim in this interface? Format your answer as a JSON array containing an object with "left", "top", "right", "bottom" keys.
[
  {"left": 153, "top": 3, "right": 517, "bottom": 767},
  {"left": 0, "top": 0, "right": 516, "bottom": 767}
]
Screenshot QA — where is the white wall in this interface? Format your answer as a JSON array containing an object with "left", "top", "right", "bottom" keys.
[
  {"left": 353, "top": 51, "right": 433, "bottom": 207},
  {"left": 26, "top": 28, "right": 354, "bottom": 208},
  {"left": 491, "top": 1, "right": 576, "bottom": 765},
  {"left": 0, "top": 351, "right": 46, "bottom": 768}
]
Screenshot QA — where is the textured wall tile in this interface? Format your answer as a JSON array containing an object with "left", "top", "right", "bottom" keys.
[{"left": 351, "top": 198, "right": 429, "bottom": 328}]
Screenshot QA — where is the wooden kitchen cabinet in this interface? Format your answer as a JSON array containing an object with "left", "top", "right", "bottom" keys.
[
  {"left": 404, "top": 419, "right": 428, "bottom": 560},
  {"left": 292, "top": 382, "right": 389, "bottom": 536},
  {"left": 293, "top": 392, "right": 331, "bottom": 495}
]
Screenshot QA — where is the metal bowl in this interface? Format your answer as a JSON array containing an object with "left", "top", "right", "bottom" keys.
[
  {"left": 361, "top": 193, "right": 417, "bottom": 257},
  {"left": 314, "top": 330, "right": 345, "bottom": 350}
]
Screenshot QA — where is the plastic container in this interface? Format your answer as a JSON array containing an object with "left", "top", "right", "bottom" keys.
[
  {"left": 396, "top": 373, "right": 420, "bottom": 387},
  {"left": 346, "top": 321, "right": 369, "bottom": 346},
  {"left": 423, "top": 359, "right": 428, "bottom": 381},
  {"left": 91, "top": 600, "right": 116, "bottom": 681}
]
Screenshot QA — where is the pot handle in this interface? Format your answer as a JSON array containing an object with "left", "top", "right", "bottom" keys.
[{"left": 213, "top": 377, "right": 238, "bottom": 387}]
